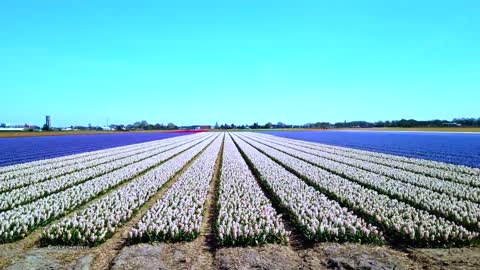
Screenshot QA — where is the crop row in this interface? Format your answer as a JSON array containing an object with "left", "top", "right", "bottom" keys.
[
  {"left": 0, "top": 135, "right": 197, "bottom": 194},
  {"left": 243, "top": 134, "right": 480, "bottom": 232},
  {"left": 258, "top": 133, "right": 480, "bottom": 177},
  {"left": 129, "top": 134, "right": 223, "bottom": 243},
  {"left": 260, "top": 134, "right": 480, "bottom": 187},
  {"left": 215, "top": 134, "right": 288, "bottom": 246},
  {"left": 251, "top": 134, "right": 480, "bottom": 199},
  {"left": 231, "top": 133, "right": 384, "bottom": 244},
  {"left": 0, "top": 133, "right": 212, "bottom": 243},
  {"left": 0, "top": 136, "right": 206, "bottom": 211},
  {"left": 236, "top": 134, "right": 478, "bottom": 246},
  {"left": 0, "top": 136, "right": 182, "bottom": 175},
  {"left": 0, "top": 138, "right": 181, "bottom": 181},
  {"left": 42, "top": 134, "right": 217, "bottom": 246}
]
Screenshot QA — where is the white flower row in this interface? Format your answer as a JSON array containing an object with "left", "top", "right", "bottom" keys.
[
  {"left": 216, "top": 134, "right": 288, "bottom": 246},
  {"left": 281, "top": 137, "right": 480, "bottom": 187},
  {"left": 254, "top": 133, "right": 480, "bottom": 188},
  {"left": 129, "top": 135, "right": 223, "bottom": 243},
  {"left": 0, "top": 137, "right": 205, "bottom": 211},
  {"left": 0, "top": 137, "right": 170, "bottom": 175},
  {"left": 0, "top": 133, "right": 211, "bottom": 243},
  {"left": 0, "top": 135, "right": 196, "bottom": 181},
  {"left": 236, "top": 134, "right": 478, "bottom": 246},
  {"left": 257, "top": 133, "right": 480, "bottom": 177},
  {"left": 231, "top": 133, "right": 383, "bottom": 244},
  {"left": 0, "top": 140, "right": 157, "bottom": 181},
  {"left": 0, "top": 134, "right": 195, "bottom": 176},
  {"left": 42, "top": 135, "right": 217, "bottom": 246},
  {"left": 246, "top": 134, "right": 480, "bottom": 203},
  {"left": 243, "top": 135, "right": 480, "bottom": 231},
  {"left": 0, "top": 136, "right": 195, "bottom": 193}
]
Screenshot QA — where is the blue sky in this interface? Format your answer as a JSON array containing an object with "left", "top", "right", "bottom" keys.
[{"left": 1, "top": 1, "right": 479, "bottom": 127}]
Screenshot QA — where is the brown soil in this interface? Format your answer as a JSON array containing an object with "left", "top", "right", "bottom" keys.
[{"left": 3, "top": 230, "right": 480, "bottom": 270}]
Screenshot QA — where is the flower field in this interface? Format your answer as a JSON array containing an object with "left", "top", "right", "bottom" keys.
[
  {"left": 0, "top": 132, "right": 479, "bottom": 249},
  {"left": 0, "top": 131, "right": 197, "bottom": 167},
  {"left": 264, "top": 130, "right": 480, "bottom": 168}
]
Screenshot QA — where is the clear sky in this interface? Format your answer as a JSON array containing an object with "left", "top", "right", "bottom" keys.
[{"left": 1, "top": 1, "right": 479, "bottom": 127}]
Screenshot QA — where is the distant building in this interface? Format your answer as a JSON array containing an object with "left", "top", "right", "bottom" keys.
[
  {"left": 46, "top": 115, "right": 51, "bottom": 129},
  {"left": 442, "top": 122, "right": 462, "bottom": 127},
  {"left": 0, "top": 127, "right": 25, "bottom": 132},
  {"left": 179, "top": 125, "right": 211, "bottom": 130}
]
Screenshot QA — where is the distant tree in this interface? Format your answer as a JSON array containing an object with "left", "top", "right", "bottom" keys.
[
  {"left": 139, "top": 120, "right": 149, "bottom": 129},
  {"left": 265, "top": 122, "right": 273, "bottom": 129},
  {"left": 42, "top": 124, "right": 50, "bottom": 131},
  {"left": 214, "top": 122, "right": 219, "bottom": 129},
  {"left": 167, "top": 123, "right": 177, "bottom": 130}
]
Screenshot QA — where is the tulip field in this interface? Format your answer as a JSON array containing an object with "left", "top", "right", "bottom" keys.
[{"left": 0, "top": 131, "right": 479, "bottom": 251}]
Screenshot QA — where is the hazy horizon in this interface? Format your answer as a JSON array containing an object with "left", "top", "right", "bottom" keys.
[{"left": 1, "top": 1, "right": 479, "bottom": 126}]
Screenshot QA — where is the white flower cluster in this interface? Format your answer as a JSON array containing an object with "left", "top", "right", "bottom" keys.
[
  {"left": 258, "top": 133, "right": 480, "bottom": 181},
  {"left": 216, "top": 135, "right": 288, "bottom": 246},
  {"left": 0, "top": 135, "right": 191, "bottom": 177},
  {"left": 129, "top": 135, "right": 223, "bottom": 243},
  {"left": 251, "top": 134, "right": 480, "bottom": 201},
  {"left": 278, "top": 138, "right": 480, "bottom": 187},
  {"left": 244, "top": 135, "right": 480, "bottom": 232},
  {"left": 0, "top": 138, "right": 197, "bottom": 211},
  {"left": 253, "top": 136, "right": 480, "bottom": 202},
  {"left": 231, "top": 134, "right": 383, "bottom": 244},
  {"left": 0, "top": 139, "right": 174, "bottom": 182},
  {"left": 0, "top": 134, "right": 210, "bottom": 243},
  {"left": 42, "top": 134, "right": 217, "bottom": 246},
  {"left": 237, "top": 133, "right": 478, "bottom": 246}
]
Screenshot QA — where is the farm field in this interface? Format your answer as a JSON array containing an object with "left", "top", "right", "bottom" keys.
[
  {"left": 264, "top": 130, "right": 480, "bottom": 168},
  {"left": 0, "top": 130, "right": 202, "bottom": 139},
  {"left": 0, "top": 131, "right": 201, "bottom": 167},
  {"left": 337, "top": 127, "right": 480, "bottom": 133},
  {"left": 0, "top": 132, "right": 479, "bottom": 269}
]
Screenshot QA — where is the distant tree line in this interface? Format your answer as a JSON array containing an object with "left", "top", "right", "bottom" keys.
[
  {"left": 214, "top": 121, "right": 295, "bottom": 130},
  {"left": 122, "top": 121, "right": 177, "bottom": 131},
  {"left": 70, "top": 121, "right": 178, "bottom": 131},
  {"left": 329, "top": 118, "right": 480, "bottom": 128},
  {"left": 214, "top": 117, "right": 480, "bottom": 130},
  {"left": 10, "top": 117, "right": 479, "bottom": 132}
]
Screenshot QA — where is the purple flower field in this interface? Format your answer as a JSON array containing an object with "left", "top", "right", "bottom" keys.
[
  {"left": 0, "top": 132, "right": 192, "bottom": 166},
  {"left": 263, "top": 131, "right": 480, "bottom": 168}
]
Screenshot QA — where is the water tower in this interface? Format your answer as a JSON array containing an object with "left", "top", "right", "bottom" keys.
[{"left": 46, "top": 115, "right": 51, "bottom": 129}]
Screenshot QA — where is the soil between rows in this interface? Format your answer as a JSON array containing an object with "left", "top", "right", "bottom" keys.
[{"left": 4, "top": 242, "right": 480, "bottom": 269}]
